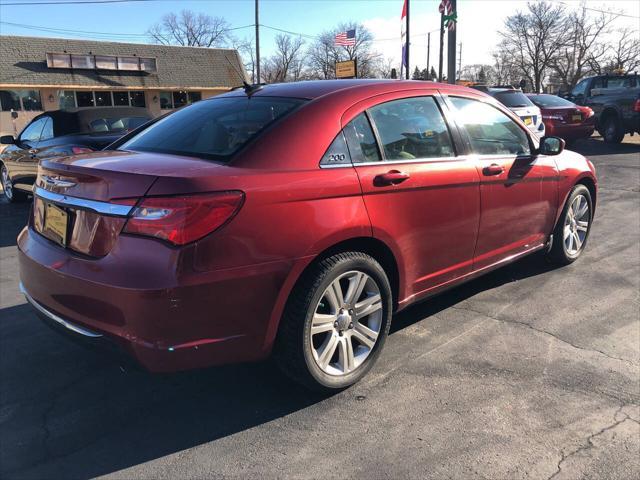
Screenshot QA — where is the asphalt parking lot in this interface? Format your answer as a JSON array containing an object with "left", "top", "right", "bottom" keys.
[{"left": 1, "top": 136, "right": 639, "bottom": 479}]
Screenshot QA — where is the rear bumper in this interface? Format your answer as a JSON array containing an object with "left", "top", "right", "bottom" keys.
[
  {"left": 18, "top": 226, "right": 297, "bottom": 372},
  {"left": 544, "top": 122, "right": 595, "bottom": 140}
]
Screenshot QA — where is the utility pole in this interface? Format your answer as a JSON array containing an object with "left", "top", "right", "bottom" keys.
[
  {"left": 426, "top": 32, "right": 431, "bottom": 80},
  {"left": 405, "top": 0, "right": 410, "bottom": 80},
  {"left": 447, "top": 0, "right": 457, "bottom": 84},
  {"left": 255, "top": 0, "right": 260, "bottom": 84}
]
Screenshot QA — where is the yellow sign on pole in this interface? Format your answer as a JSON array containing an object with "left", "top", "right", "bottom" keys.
[{"left": 335, "top": 60, "right": 357, "bottom": 79}]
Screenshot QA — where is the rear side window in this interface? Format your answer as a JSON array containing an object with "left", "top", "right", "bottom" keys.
[
  {"left": 320, "top": 132, "right": 351, "bottom": 166},
  {"left": 368, "top": 96, "right": 454, "bottom": 161},
  {"left": 120, "top": 96, "right": 306, "bottom": 162},
  {"left": 87, "top": 116, "right": 149, "bottom": 133},
  {"left": 343, "top": 113, "right": 381, "bottom": 163},
  {"left": 449, "top": 97, "right": 531, "bottom": 156},
  {"left": 492, "top": 91, "right": 535, "bottom": 108}
]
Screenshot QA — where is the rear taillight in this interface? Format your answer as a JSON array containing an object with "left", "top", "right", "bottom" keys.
[
  {"left": 581, "top": 107, "right": 594, "bottom": 118},
  {"left": 71, "top": 146, "right": 95, "bottom": 154},
  {"left": 634, "top": 98, "right": 640, "bottom": 113},
  {"left": 121, "top": 191, "right": 244, "bottom": 245}
]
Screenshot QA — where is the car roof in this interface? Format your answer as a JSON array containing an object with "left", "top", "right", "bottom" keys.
[{"left": 219, "top": 79, "right": 470, "bottom": 102}]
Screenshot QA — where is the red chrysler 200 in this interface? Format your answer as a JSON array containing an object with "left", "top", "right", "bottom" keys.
[{"left": 18, "top": 80, "right": 597, "bottom": 391}]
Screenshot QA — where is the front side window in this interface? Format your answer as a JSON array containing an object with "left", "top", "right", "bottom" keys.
[
  {"left": 40, "top": 117, "right": 54, "bottom": 141},
  {"left": 571, "top": 79, "right": 589, "bottom": 97},
  {"left": 343, "top": 113, "right": 381, "bottom": 163},
  {"left": 20, "top": 118, "right": 46, "bottom": 143},
  {"left": 121, "top": 96, "right": 306, "bottom": 162},
  {"left": 449, "top": 97, "right": 531, "bottom": 156},
  {"left": 369, "top": 96, "right": 454, "bottom": 160}
]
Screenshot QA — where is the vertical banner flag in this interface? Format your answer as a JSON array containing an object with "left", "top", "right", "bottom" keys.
[
  {"left": 439, "top": 0, "right": 457, "bottom": 31},
  {"left": 401, "top": 0, "right": 408, "bottom": 75}
]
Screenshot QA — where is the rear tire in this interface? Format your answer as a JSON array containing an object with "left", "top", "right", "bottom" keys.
[
  {"left": 274, "top": 252, "right": 392, "bottom": 392},
  {"left": 546, "top": 184, "right": 593, "bottom": 265},
  {"left": 602, "top": 115, "right": 625, "bottom": 144},
  {"left": 1, "top": 164, "right": 27, "bottom": 203}
]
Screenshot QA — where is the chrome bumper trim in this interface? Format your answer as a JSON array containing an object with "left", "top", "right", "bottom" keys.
[
  {"left": 19, "top": 282, "right": 103, "bottom": 338},
  {"left": 34, "top": 186, "right": 133, "bottom": 217}
]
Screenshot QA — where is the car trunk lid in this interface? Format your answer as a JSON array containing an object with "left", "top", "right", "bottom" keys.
[{"left": 32, "top": 150, "right": 228, "bottom": 257}]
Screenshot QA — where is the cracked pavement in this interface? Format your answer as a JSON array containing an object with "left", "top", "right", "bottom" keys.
[{"left": 1, "top": 136, "right": 639, "bottom": 479}]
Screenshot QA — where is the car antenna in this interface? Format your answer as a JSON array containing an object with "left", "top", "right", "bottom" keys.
[{"left": 224, "top": 55, "right": 264, "bottom": 96}]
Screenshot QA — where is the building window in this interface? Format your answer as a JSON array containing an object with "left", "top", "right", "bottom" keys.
[
  {"left": 113, "top": 91, "right": 129, "bottom": 106},
  {"left": 0, "top": 90, "right": 42, "bottom": 111},
  {"left": 159, "top": 91, "right": 202, "bottom": 109},
  {"left": 188, "top": 92, "right": 202, "bottom": 104},
  {"left": 95, "top": 55, "right": 117, "bottom": 70},
  {"left": 129, "top": 91, "right": 146, "bottom": 108},
  {"left": 95, "top": 91, "right": 113, "bottom": 107},
  {"left": 59, "top": 91, "right": 76, "bottom": 109},
  {"left": 140, "top": 57, "right": 157, "bottom": 72},
  {"left": 118, "top": 56, "right": 139, "bottom": 71},
  {"left": 71, "top": 54, "right": 95, "bottom": 69},
  {"left": 76, "top": 91, "right": 95, "bottom": 107}
]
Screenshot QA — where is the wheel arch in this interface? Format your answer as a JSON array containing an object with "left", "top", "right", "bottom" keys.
[{"left": 261, "top": 236, "right": 402, "bottom": 355}]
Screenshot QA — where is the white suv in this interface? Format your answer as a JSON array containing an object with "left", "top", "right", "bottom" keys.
[{"left": 475, "top": 87, "right": 546, "bottom": 138}]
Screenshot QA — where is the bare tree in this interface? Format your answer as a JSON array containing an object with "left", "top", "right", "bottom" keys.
[
  {"left": 148, "top": 10, "right": 231, "bottom": 47},
  {"left": 551, "top": 4, "right": 617, "bottom": 91},
  {"left": 233, "top": 37, "right": 256, "bottom": 83},
  {"left": 500, "top": 1, "right": 570, "bottom": 92},
  {"left": 306, "top": 23, "right": 381, "bottom": 79},
  {"left": 261, "top": 34, "right": 306, "bottom": 83},
  {"left": 603, "top": 28, "right": 640, "bottom": 74}
]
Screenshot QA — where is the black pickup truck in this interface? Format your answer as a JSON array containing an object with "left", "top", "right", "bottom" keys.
[{"left": 564, "top": 74, "right": 640, "bottom": 143}]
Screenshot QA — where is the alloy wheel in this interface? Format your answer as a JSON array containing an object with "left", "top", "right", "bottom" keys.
[
  {"left": 563, "top": 194, "right": 590, "bottom": 255},
  {"left": 1, "top": 166, "right": 12, "bottom": 200},
  {"left": 310, "top": 270, "right": 383, "bottom": 376}
]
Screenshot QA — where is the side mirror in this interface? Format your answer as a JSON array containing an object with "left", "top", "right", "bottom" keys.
[
  {"left": 539, "top": 136, "right": 565, "bottom": 156},
  {"left": 0, "top": 135, "right": 15, "bottom": 145}
]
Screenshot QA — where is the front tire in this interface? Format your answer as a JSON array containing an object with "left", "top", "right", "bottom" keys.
[
  {"left": 602, "top": 115, "right": 624, "bottom": 144},
  {"left": 547, "top": 184, "right": 593, "bottom": 265},
  {"left": 274, "top": 252, "right": 392, "bottom": 392},
  {"left": 1, "top": 163, "right": 27, "bottom": 203}
]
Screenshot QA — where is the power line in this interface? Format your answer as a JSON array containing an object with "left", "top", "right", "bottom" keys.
[{"left": 556, "top": 0, "right": 640, "bottom": 19}]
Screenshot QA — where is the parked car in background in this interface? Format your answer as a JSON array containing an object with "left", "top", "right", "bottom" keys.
[
  {"left": 18, "top": 80, "right": 597, "bottom": 391},
  {"left": 472, "top": 86, "right": 546, "bottom": 137},
  {"left": 526, "top": 94, "right": 595, "bottom": 144},
  {"left": 563, "top": 73, "right": 640, "bottom": 143},
  {"left": 1, "top": 107, "right": 150, "bottom": 202}
]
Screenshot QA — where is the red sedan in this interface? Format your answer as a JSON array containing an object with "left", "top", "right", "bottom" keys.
[
  {"left": 526, "top": 93, "right": 595, "bottom": 143},
  {"left": 18, "top": 80, "right": 597, "bottom": 391}
]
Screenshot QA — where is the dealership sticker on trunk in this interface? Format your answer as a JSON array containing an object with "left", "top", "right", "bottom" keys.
[{"left": 44, "top": 203, "right": 68, "bottom": 246}]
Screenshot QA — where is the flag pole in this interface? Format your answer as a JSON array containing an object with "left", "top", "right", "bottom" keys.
[
  {"left": 405, "top": 0, "right": 410, "bottom": 80},
  {"left": 438, "top": 13, "right": 444, "bottom": 82}
]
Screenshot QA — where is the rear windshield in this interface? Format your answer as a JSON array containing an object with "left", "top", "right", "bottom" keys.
[
  {"left": 527, "top": 94, "right": 575, "bottom": 108},
  {"left": 87, "top": 116, "right": 149, "bottom": 133},
  {"left": 493, "top": 91, "right": 535, "bottom": 108},
  {"left": 120, "top": 96, "right": 306, "bottom": 162}
]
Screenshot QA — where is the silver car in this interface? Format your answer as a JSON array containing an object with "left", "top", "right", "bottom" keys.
[{"left": 485, "top": 88, "right": 546, "bottom": 137}]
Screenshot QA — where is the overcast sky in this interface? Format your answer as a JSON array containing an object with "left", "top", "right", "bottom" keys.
[{"left": 0, "top": 0, "right": 638, "bottom": 71}]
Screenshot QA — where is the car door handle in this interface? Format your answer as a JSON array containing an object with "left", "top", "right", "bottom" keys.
[
  {"left": 374, "top": 171, "right": 410, "bottom": 186},
  {"left": 483, "top": 164, "right": 504, "bottom": 176}
]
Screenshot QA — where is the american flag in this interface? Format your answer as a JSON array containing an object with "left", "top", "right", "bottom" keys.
[{"left": 334, "top": 29, "right": 356, "bottom": 47}]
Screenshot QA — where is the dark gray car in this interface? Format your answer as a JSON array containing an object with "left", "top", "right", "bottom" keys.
[{"left": 1, "top": 107, "right": 150, "bottom": 202}]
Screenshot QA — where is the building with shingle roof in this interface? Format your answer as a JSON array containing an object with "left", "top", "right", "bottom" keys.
[{"left": 0, "top": 35, "right": 247, "bottom": 135}]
